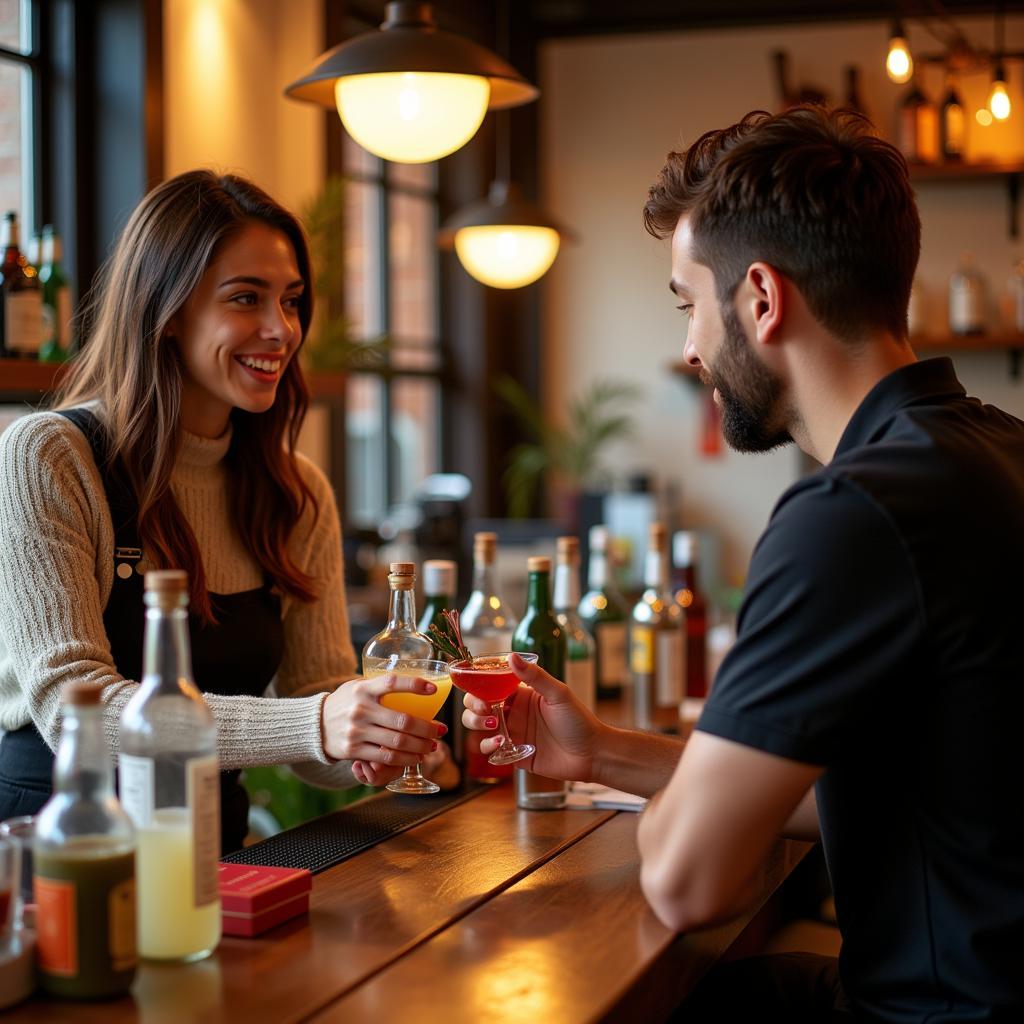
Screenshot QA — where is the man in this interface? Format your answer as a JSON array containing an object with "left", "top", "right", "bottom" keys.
[{"left": 463, "top": 106, "right": 1024, "bottom": 1022}]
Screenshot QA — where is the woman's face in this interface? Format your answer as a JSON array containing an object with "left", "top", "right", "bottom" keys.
[{"left": 171, "top": 220, "right": 305, "bottom": 438}]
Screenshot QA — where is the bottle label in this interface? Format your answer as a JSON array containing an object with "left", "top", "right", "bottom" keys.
[
  {"left": 630, "top": 625, "right": 654, "bottom": 675},
  {"left": 945, "top": 103, "right": 964, "bottom": 154},
  {"left": 108, "top": 877, "right": 137, "bottom": 971},
  {"left": 598, "top": 622, "right": 628, "bottom": 686},
  {"left": 118, "top": 754, "right": 155, "bottom": 828},
  {"left": 35, "top": 876, "right": 77, "bottom": 976},
  {"left": 950, "top": 285, "right": 985, "bottom": 333},
  {"left": 55, "top": 286, "right": 72, "bottom": 348},
  {"left": 656, "top": 630, "right": 684, "bottom": 708},
  {"left": 565, "top": 656, "right": 596, "bottom": 711},
  {"left": 187, "top": 754, "right": 221, "bottom": 908},
  {"left": 5, "top": 289, "right": 43, "bottom": 353}
]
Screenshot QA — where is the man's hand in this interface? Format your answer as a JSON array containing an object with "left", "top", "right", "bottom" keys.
[{"left": 461, "top": 652, "right": 602, "bottom": 783}]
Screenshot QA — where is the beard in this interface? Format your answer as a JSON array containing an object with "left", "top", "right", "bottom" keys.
[{"left": 700, "top": 303, "right": 792, "bottom": 453}]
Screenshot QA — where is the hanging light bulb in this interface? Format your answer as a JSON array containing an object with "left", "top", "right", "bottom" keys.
[
  {"left": 886, "top": 19, "right": 913, "bottom": 85},
  {"left": 284, "top": 2, "right": 538, "bottom": 164},
  {"left": 441, "top": 182, "right": 570, "bottom": 289},
  {"left": 989, "top": 63, "right": 1012, "bottom": 121}
]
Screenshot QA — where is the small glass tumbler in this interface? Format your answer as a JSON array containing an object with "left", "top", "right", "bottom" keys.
[{"left": 0, "top": 817, "right": 34, "bottom": 929}]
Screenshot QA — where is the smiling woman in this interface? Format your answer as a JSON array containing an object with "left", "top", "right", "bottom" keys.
[{"left": 0, "top": 171, "right": 447, "bottom": 854}]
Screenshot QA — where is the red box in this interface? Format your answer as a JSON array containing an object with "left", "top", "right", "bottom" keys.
[{"left": 218, "top": 863, "right": 312, "bottom": 938}]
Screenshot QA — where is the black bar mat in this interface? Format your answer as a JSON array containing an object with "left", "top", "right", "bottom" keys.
[{"left": 222, "top": 783, "right": 490, "bottom": 874}]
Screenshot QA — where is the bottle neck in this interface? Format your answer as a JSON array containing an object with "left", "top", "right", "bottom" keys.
[
  {"left": 141, "top": 605, "right": 194, "bottom": 692},
  {"left": 526, "top": 571, "right": 553, "bottom": 614},
  {"left": 587, "top": 550, "right": 608, "bottom": 590},
  {"left": 387, "top": 587, "right": 418, "bottom": 630},
  {"left": 553, "top": 562, "right": 580, "bottom": 610},
  {"left": 471, "top": 559, "right": 499, "bottom": 597},
  {"left": 676, "top": 565, "right": 698, "bottom": 591},
  {"left": 644, "top": 548, "right": 667, "bottom": 590},
  {"left": 3, "top": 218, "right": 18, "bottom": 250},
  {"left": 54, "top": 705, "right": 114, "bottom": 798}
]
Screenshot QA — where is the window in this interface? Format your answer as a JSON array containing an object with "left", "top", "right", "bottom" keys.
[
  {"left": 342, "top": 131, "right": 444, "bottom": 528},
  {"left": 0, "top": 0, "right": 38, "bottom": 244}
]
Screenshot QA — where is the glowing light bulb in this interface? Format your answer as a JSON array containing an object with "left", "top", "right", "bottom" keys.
[
  {"left": 977, "top": 107, "right": 994, "bottom": 127},
  {"left": 990, "top": 79, "right": 1011, "bottom": 121},
  {"left": 335, "top": 72, "right": 490, "bottom": 163},
  {"left": 454, "top": 225, "right": 561, "bottom": 289},
  {"left": 886, "top": 36, "right": 913, "bottom": 85}
]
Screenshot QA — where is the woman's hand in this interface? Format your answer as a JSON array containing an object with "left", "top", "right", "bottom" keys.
[
  {"left": 321, "top": 673, "right": 446, "bottom": 768},
  {"left": 461, "top": 653, "right": 602, "bottom": 783}
]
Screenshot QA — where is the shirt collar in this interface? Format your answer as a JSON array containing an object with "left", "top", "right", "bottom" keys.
[{"left": 833, "top": 357, "right": 966, "bottom": 459}]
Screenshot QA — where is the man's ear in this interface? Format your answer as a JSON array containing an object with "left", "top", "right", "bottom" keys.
[{"left": 743, "top": 262, "right": 784, "bottom": 347}]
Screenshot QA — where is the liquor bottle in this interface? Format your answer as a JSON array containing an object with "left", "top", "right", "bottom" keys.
[
  {"left": 419, "top": 559, "right": 458, "bottom": 738},
  {"left": 362, "top": 561, "right": 433, "bottom": 671},
  {"left": 578, "top": 525, "right": 629, "bottom": 701},
  {"left": 949, "top": 252, "right": 986, "bottom": 336},
  {"left": 39, "top": 225, "right": 72, "bottom": 362},
  {"left": 460, "top": 533, "right": 518, "bottom": 781},
  {"left": 553, "top": 536, "right": 596, "bottom": 712},
  {"left": 34, "top": 681, "right": 137, "bottom": 998},
  {"left": 0, "top": 211, "right": 43, "bottom": 358},
  {"left": 119, "top": 571, "right": 221, "bottom": 962},
  {"left": 630, "top": 523, "right": 684, "bottom": 732},
  {"left": 897, "top": 78, "right": 938, "bottom": 165},
  {"left": 513, "top": 556, "right": 569, "bottom": 809},
  {"left": 672, "top": 531, "right": 708, "bottom": 700},
  {"left": 844, "top": 65, "right": 866, "bottom": 115},
  {"left": 939, "top": 75, "right": 965, "bottom": 162}
]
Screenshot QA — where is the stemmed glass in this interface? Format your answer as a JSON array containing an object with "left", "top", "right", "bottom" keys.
[
  {"left": 364, "top": 657, "right": 453, "bottom": 795},
  {"left": 449, "top": 652, "right": 538, "bottom": 765}
]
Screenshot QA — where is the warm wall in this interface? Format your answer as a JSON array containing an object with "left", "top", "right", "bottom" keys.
[{"left": 541, "top": 15, "right": 1024, "bottom": 586}]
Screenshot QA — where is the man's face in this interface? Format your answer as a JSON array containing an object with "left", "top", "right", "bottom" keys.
[{"left": 670, "top": 217, "right": 791, "bottom": 453}]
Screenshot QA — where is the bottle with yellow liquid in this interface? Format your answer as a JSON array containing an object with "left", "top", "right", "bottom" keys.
[{"left": 119, "top": 571, "right": 221, "bottom": 961}]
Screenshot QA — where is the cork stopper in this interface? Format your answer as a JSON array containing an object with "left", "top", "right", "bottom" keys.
[
  {"left": 556, "top": 536, "right": 579, "bottom": 565},
  {"left": 62, "top": 680, "right": 103, "bottom": 707},
  {"left": 474, "top": 532, "right": 497, "bottom": 564},
  {"left": 527, "top": 555, "right": 551, "bottom": 573},
  {"left": 673, "top": 530, "right": 698, "bottom": 567},
  {"left": 388, "top": 562, "right": 416, "bottom": 590},
  {"left": 588, "top": 524, "right": 609, "bottom": 551},
  {"left": 144, "top": 570, "right": 189, "bottom": 609}
]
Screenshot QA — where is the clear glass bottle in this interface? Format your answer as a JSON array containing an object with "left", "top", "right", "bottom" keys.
[
  {"left": 578, "top": 525, "right": 629, "bottom": 701},
  {"left": 119, "top": 570, "right": 221, "bottom": 962},
  {"left": 554, "top": 536, "right": 596, "bottom": 712},
  {"left": 513, "top": 557, "right": 569, "bottom": 810},
  {"left": 939, "top": 73, "right": 965, "bottom": 162},
  {"left": 460, "top": 535, "right": 518, "bottom": 782},
  {"left": 672, "top": 531, "right": 708, "bottom": 700},
  {"left": 898, "top": 77, "right": 938, "bottom": 165},
  {"left": 630, "top": 523, "right": 684, "bottom": 732},
  {"left": 0, "top": 211, "right": 43, "bottom": 358},
  {"left": 34, "top": 681, "right": 136, "bottom": 998},
  {"left": 949, "top": 252, "right": 987, "bottom": 336},
  {"left": 362, "top": 561, "right": 433, "bottom": 672}
]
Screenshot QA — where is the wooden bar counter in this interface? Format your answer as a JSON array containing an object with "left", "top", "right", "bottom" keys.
[{"left": 7, "top": 784, "right": 811, "bottom": 1023}]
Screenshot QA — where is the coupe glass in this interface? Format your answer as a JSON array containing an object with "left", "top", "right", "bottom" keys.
[
  {"left": 365, "top": 657, "right": 453, "bottom": 795},
  {"left": 449, "top": 652, "right": 538, "bottom": 765}
]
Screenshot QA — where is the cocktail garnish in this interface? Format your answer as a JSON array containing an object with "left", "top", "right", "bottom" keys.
[{"left": 428, "top": 609, "right": 473, "bottom": 664}]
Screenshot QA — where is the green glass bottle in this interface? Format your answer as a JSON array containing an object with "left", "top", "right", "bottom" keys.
[
  {"left": 418, "top": 559, "right": 458, "bottom": 740},
  {"left": 39, "top": 225, "right": 72, "bottom": 362},
  {"left": 513, "top": 556, "right": 568, "bottom": 809},
  {"left": 578, "top": 525, "right": 629, "bottom": 701}
]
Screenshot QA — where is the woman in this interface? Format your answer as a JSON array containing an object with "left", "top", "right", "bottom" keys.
[{"left": 0, "top": 170, "right": 444, "bottom": 851}]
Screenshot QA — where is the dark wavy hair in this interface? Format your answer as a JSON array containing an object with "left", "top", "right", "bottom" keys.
[
  {"left": 56, "top": 170, "right": 319, "bottom": 623},
  {"left": 644, "top": 105, "right": 921, "bottom": 342}
]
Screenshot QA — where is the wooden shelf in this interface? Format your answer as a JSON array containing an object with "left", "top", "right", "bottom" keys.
[
  {"left": 911, "top": 333, "right": 1024, "bottom": 351},
  {"left": 0, "top": 359, "right": 347, "bottom": 400},
  {"left": 908, "top": 160, "right": 1024, "bottom": 183}
]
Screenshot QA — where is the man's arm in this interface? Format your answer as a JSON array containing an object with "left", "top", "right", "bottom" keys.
[{"left": 637, "top": 730, "right": 822, "bottom": 933}]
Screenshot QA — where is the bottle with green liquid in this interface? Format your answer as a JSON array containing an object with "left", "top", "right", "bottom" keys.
[
  {"left": 34, "top": 681, "right": 137, "bottom": 999},
  {"left": 513, "top": 556, "right": 569, "bottom": 809}
]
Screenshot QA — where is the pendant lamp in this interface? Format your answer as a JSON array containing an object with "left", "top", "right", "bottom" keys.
[
  {"left": 439, "top": 112, "right": 572, "bottom": 289},
  {"left": 284, "top": 2, "right": 538, "bottom": 164}
]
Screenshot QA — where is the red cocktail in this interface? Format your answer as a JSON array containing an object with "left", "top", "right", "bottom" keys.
[{"left": 450, "top": 652, "right": 538, "bottom": 765}]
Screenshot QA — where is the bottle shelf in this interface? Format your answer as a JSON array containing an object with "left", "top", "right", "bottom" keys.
[
  {"left": 0, "top": 358, "right": 347, "bottom": 400},
  {"left": 911, "top": 333, "right": 1024, "bottom": 351},
  {"left": 908, "top": 160, "right": 1024, "bottom": 183}
]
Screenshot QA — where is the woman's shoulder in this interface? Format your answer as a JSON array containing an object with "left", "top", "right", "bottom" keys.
[{"left": 0, "top": 408, "right": 99, "bottom": 472}]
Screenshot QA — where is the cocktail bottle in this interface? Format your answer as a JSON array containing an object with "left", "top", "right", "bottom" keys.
[
  {"left": 513, "top": 556, "right": 569, "bottom": 808},
  {"left": 578, "top": 525, "right": 629, "bottom": 701},
  {"left": 554, "top": 537, "right": 596, "bottom": 711},
  {"left": 630, "top": 524, "right": 684, "bottom": 732},
  {"left": 362, "top": 562, "right": 433, "bottom": 673},
  {"left": 119, "top": 570, "right": 221, "bottom": 962},
  {"left": 34, "top": 681, "right": 137, "bottom": 998},
  {"left": 460, "top": 534, "right": 518, "bottom": 779},
  {"left": 672, "top": 531, "right": 708, "bottom": 700},
  {"left": 419, "top": 559, "right": 459, "bottom": 741}
]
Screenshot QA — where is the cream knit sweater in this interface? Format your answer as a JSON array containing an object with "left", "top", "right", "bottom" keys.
[{"left": 0, "top": 410, "right": 359, "bottom": 786}]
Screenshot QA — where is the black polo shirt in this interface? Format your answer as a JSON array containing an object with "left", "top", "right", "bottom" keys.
[{"left": 697, "top": 358, "right": 1024, "bottom": 1023}]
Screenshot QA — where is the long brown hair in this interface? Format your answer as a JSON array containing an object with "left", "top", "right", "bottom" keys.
[{"left": 56, "top": 170, "right": 320, "bottom": 623}]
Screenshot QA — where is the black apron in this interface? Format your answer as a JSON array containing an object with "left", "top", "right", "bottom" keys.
[{"left": 0, "top": 408, "right": 285, "bottom": 854}]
